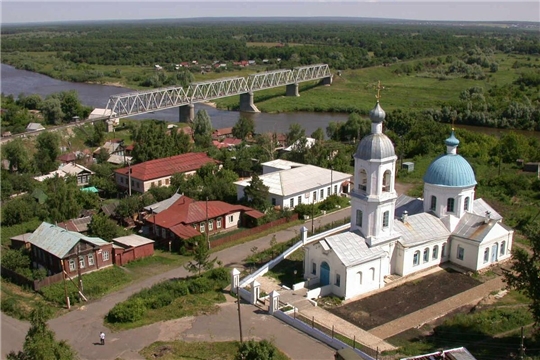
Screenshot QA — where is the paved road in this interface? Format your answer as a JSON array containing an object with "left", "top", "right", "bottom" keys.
[
  {"left": 1, "top": 312, "right": 30, "bottom": 357},
  {"left": 2, "top": 208, "right": 351, "bottom": 360}
]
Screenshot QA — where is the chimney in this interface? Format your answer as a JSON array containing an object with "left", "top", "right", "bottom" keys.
[
  {"left": 401, "top": 210, "right": 408, "bottom": 223},
  {"left": 484, "top": 211, "right": 491, "bottom": 224}
]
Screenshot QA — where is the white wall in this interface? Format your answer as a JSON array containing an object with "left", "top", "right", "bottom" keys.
[
  {"left": 343, "top": 257, "right": 385, "bottom": 299},
  {"left": 225, "top": 211, "right": 242, "bottom": 229},
  {"left": 399, "top": 240, "right": 448, "bottom": 277}
]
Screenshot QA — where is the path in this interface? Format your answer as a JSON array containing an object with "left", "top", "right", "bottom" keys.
[
  {"left": 3, "top": 208, "right": 351, "bottom": 360},
  {"left": 370, "top": 276, "right": 506, "bottom": 339}
]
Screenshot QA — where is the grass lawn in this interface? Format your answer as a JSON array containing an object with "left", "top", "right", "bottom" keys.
[
  {"left": 265, "top": 249, "right": 305, "bottom": 287},
  {"left": 140, "top": 340, "right": 290, "bottom": 360},
  {"left": 0, "top": 280, "right": 61, "bottom": 320}
]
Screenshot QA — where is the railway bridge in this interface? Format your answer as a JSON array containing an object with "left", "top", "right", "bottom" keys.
[{"left": 103, "top": 64, "right": 332, "bottom": 123}]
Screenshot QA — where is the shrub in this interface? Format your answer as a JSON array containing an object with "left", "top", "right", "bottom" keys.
[
  {"left": 207, "top": 267, "right": 229, "bottom": 285},
  {"left": 107, "top": 298, "right": 147, "bottom": 323},
  {"left": 145, "top": 294, "right": 174, "bottom": 309},
  {"left": 188, "top": 277, "right": 214, "bottom": 294}
]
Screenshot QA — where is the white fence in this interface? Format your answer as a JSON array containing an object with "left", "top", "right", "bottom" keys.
[{"left": 306, "top": 284, "right": 333, "bottom": 299}]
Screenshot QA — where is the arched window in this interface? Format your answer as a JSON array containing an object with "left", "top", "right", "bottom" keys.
[
  {"left": 430, "top": 196, "right": 437, "bottom": 211},
  {"left": 442, "top": 242, "right": 447, "bottom": 257},
  {"left": 356, "top": 209, "right": 363, "bottom": 227},
  {"left": 359, "top": 169, "right": 367, "bottom": 191},
  {"left": 413, "top": 251, "right": 420, "bottom": 266},
  {"left": 423, "top": 248, "right": 430, "bottom": 263},
  {"left": 464, "top": 196, "right": 470, "bottom": 211},
  {"left": 447, "top": 198, "right": 455, "bottom": 213},
  {"left": 483, "top": 248, "right": 489, "bottom": 263},
  {"left": 358, "top": 271, "right": 363, "bottom": 285},
  {"left": 369, "top": 267, "right": 375, "bottom": 281},
  {"left": 382, "top": 170, "right": 391, "bottom": 192},
  {"left": 432, "top": 245, "right": 439, "bottom": 260},
  {"left": 383, "top": 211, "right": 390, "bottom": 228},
  {"left": 500, "top": 241, "right": 506, "bottom": 256}
]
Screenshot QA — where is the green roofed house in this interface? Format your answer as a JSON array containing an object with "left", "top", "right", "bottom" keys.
[
  {"left": 81, "top": 186, "right": 99, "bottom": 193},
  {"left": 27, "top": 222, "right": 113, "bottom": 279}
]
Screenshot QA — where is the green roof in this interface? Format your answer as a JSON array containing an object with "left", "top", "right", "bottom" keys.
[{"left": 81, "top": 186, "right": 99, "bottom": 193}]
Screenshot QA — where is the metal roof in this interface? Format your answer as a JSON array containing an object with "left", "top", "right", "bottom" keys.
[
  {"left": 261, "top": 159, "right": 306, "bottom": 173},
  {"left": 60, "top": 163, "right": 94, "bottom": 176},
  {"left": 235, "top": 165, "right": 352, "bottom": 197},
  {"left": 112, "top": 234, "right": 154, "bottom": 248},
  {"left": 400, "top": 347, "right": 477, "bottom": 360},
  {"left": 451, "top": 213, "right": 510, "bottom": 242},
  {"left": 27, "top": 222, "right": 110, "bottom": 259},
  {"left": 394, "top": 213, "right": 450, "bottom": 246},
  {"left": 321, "top": 231, "right": 387, "bottom": 267},
  {"left": 395, "top": 194, "right": 424, "bottom": 217},
  {"left": 423, "top": 154, "right": 477, "bottom": 187},
  {"left": 355, "top": 133, "right": 396, "bottom": 161},
  {"left": 144, "top": 193, "right": 184, "bottom": 214},
  {"left": 472, "top": 198, "right": 502, "bottom": 221}
]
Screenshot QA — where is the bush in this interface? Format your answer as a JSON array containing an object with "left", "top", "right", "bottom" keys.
[
  {"left": 207, "top": 267, "right": 229, "bottom": 285},
  {"left": 188, "top": 277, "right": 214, "bottom": 294},
  {"left": 145, "top": 294, "right": 174, "bottom": 309},
  {"left": 236, "top": 339, "right": 278, "bottom": 360},
  {"left": 107, "top": 298, "right": 147, "bottom": 323}
]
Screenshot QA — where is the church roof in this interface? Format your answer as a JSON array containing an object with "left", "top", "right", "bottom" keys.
[
  {"left": 395, "top": 195, "right": 424, "bottom": 217},
  {"left": 355, "top": 133, "right": 396, "bottom": 161},
  {"left": 472, "top": 198, "right": 503, "bottom": 221},
  {"left": 394, "top": 213, "right": 450, "bottom": 246},
  {"left": 452, "top": 213, "right": 510, "bottom": 242},
  {"left": 321, "top": 231, "right": 387, "bottom": 267},
  {"left": 423, "top": 153, "right": 476, "bottom": 187}
]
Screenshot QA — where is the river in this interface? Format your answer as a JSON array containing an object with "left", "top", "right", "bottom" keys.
[{"left": 1, "top": 63, "right": 538, "bottom": 139}]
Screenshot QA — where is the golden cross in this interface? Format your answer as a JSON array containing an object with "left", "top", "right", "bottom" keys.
[
  {"left": 451, "top": 115, "right": 456, "bottom": 131},
  {"left": 375, "top": 81, "right": 384, "bottom": 101}
]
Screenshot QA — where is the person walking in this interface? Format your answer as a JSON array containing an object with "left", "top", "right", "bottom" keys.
[{"left": 100, "top": 331, "right": 105, "bottom": 345}]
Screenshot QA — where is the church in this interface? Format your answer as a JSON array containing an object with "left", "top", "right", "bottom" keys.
[{"left": 303, "top": 99, "right": 514, "bottom": 300}]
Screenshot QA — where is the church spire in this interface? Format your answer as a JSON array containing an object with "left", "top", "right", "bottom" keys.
[
  {"left": 369, "top": 81, "right": 386, "bottom": 134},
  {"left": 445, "top": 130, "right": 460, "bottom": 155}
]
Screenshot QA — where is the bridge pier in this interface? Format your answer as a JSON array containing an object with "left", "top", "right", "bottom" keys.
[
  {"left": 321, "top": 75, "right": 333, "bottom": 85},
  {"left": 286, "top": 83, "right": 299, "bottom": 97},
  {"left": 179, "top": 103, "right": 195, "bottom": 123},
  {"left": 239, "top": 92, "right": 260, "bottom": 113}
]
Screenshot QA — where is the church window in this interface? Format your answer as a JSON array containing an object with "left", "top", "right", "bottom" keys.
[
  {"left": 358, "top": 271, "right": 363, "bottom": 285},
  {"left": 359, "top": 169, "right": 367, "bottom": 191},
  {"left": 464, "top": 197, "right": 470, "bottom": 211},
  {"left": 382, "top": 211, "right": 389, "bottom": 228},
  {"left": 312, "top": 263, "right": 316, "bottom": 275},
  {"left": 272, "top": 198, "right": 276, "bottom": 206},
  {"left": 382, "top": 170, "right": 391, "bottom": 192},
  {"left": 334, "top": 185, "right": 338, "bottom": 195},
  {"left": 432, "top": 245, "right": 439, "bottom": 260},
  {"left": 335, "top": 274, "right": 341, "bottom": 287},
  {"left": 483, "top": 248, "right": 489, "bottom": 263},
  {"left": 290, "top": 198, "right": 294, "bottom": 208},
  {"left": 457, "top": 245, "right": 464, "bottom": 260},
  {"left": 356, "top": 210, "right": 363, "bottom": 227},
  {"left": 320, "top": 189, "right": 324, "bottom": 199},
  {"left": 442, "top": 243, "right": 447, "bottom": 257},
  {"left": 327, "top": 187, "right": 331, "bottom": 196},
  {"left": 313, "top": 191, "right": 317, "bottom": 201},
  {"left": 369, "top": 267, "right": 375, "bottom": 281},
  {"left": 423, "top": 248, "right": 429, "bottom": 263},
  {"left": 500, "top": 241, "right": 506, "bottom": 256},
  {"left": 413, "top": 251, "right": 420, "bottom": 266},
  {"left": 430, "top": 196, "right": 437, "bottom": 211},
  {"left": 298, "top": 196, "right": 302, "bottom": 205},
  {"left": 447, "top": 198, "right": 455, "bottom": 213}
]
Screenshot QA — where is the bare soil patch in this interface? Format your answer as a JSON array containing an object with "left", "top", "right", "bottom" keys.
[{"left": 327, "top": 269, "right": 481, "bottom": 330}]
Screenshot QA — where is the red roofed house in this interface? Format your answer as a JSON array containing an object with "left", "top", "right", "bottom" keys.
[
  {"left": 143, "top": 194, "right": 264, "bottom": 248},
  {"left": 213, "top": 137, "right": 242, "bottom": 150},
  {"left": 212, "top": 127, "right": 234, "bottom": 140},
  {"left": 114, "top": 152, "right": 220, "bottom": 194}
]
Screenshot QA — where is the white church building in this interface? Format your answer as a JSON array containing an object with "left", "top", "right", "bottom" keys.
[{"left": 303, "top": 100, "right": 514, "bottom": 300}]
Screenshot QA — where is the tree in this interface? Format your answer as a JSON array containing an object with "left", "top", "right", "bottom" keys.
[
  {"left": 232, "top": 116, "right": 255, "bottom": 140},
  {"left": 311, "top": 128, "right": 325, "bottom": 142},
  {"left": 192, "top": 109, "right": 213, "bottom": 148},
  {"left": 35, "top": 132, "right": 60, "bottom": 174},
  {"left": 3, "top": 138, "right": 31, "bottom": 173},
  {"left": 183, "top": 236, "right": 217, "bottom": 275},
  {"left": 17, "top": 94, "right": 43, "bottom": 110},
  {"left": 235, "top": 339, "right": 278, "bottom": 360},
  {"left": 243, "top": 174, "right": 270, "bottom": 212},
  {"left": 7, "top": 307, "right": 76, "bottom": 360},
  {"left": 44, "top": 176, "right": 82, "bottom": 223},
  {"left": 504, "top": 223, "right": 540, "bottom": 329},
  {"left": 91, "top": 120, "right": 106, "bottom": 147},
  {"left": 39, "top": 97, "right": 64, "bottom": 125},
  {"left": 1, "top": 195, "right": 38, "bottom": 226},
  {"left": 286, "top": 123, "right": 305, "bottom": 146},
  {"left": 87, "top": 213, "right": 120, "bottom": 241}
]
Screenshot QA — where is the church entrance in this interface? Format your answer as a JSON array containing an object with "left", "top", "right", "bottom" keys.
[{"left": 321, "top": 261, "right": 330, "bottom": 286}]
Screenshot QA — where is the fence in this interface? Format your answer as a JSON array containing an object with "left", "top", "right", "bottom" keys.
[
  {"left": 210, "top": 213, "right": 299, "bottom": 248},
  {"left": 292, "top": 310, "right": 395, "bottom": 360},
  {"left": 1, "top": 266, "right": 64, "bottom": 291}
]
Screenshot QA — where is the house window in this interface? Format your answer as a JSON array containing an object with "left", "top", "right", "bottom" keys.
[
  {"left": 413, "top": 251, "right": 420, "bottom": 266},
  {"left": 320, "top": 189, "right": 324, "bottom": 199},
  {"left": 313, "top": 191, "right": 317, "bottom": 201},
  {"left": 217, "top": 217, "right": 222, "bottom": 228},
  {"left": 208, "top": 220, "right": 214, "bottom": 231},
  {"left": 500, "top": 241, "right": 506, "bottom": 256},
  {"left": 334, "top": 185, "right": 338, "bottom": 194},
  {"left": 335, "top": 274, "right": 341, "bottom": 287},
  {"left": 290, "top": 198, "right": 294, "bottom": 208},
  {"left": 120, "top": 177, "right": 124, "bottom": 184},
  {"left": 356, "top": 209, "right": 363, "bottom": 227},
  {"left": 358, "top": 271, "right": 363, "bottom": 285},
  {"left": 298, "top": 196, "right": 302, "bottom": 205},
  {"left": 432, "top": 245, "right": 439, "bottom": 260},
  {"left": 200, "top": 222, "right": 206, "bottom": 233},
  {"left": 158, "top": 180, "right": 162, "bottom": 186},
  {"left": 88, "top": 254, "right": 95, "bottom": 266},
  {"left": 161, "top": 228, "right": 166, "bottom": 238},
  {"left": 447, "top": 198, "right": 455, "bottom": 213},
  {"left": 136, "top": 182, "right": 140, "bottom": 188},
  {"left": 165, "top": 178, "right": 170, "bottom": 185},
  {"left": 464, "top": 196, "right": 470, "bottom": 211},
  {"left": 271, "top": 198, "right": 276, "bottom": 206},
  {"left": 228, "top": 215, "right": 233, "bottom": 223},
  {"left": 382, "top": 211, "right": 389, "bottom": 228},
  {"left": 327, "top": 187, "right": 331, "bottom": 196},
  {"left": 69, "top": 259, "right": 76, "bottom": 272},
  {"left": 131, "top": 179, "right": 135, "bottom": 187},
  {"left": 423, "top": 248, "right": 429, "bottom": 263},
  {"left": 430, "top": 196, "right": 437, "bottom": 211},
  {"left": 312, "top": 263, "right": 316, "bottom": 275},
  {"left": 79, "top": 256, "right": 85, "bottom": 269},
  {"left": 483, "top": 248, "right": 489, "bottom": 263},
  {"left": 102, "top": 251, "right": 110, "bottom": 262},
  {"left": 457, "top": 246, "right": 464, "bottom": 260}
]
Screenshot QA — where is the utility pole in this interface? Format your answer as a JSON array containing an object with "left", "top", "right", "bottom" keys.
[
  {"left": 61, "top": 261, "right": 70, "bottom": 309},
  {"left": 206, "top": 197, "right": 210, "bottom": 250},
  {"left": 76, "top": 244, "right": 83, "bottom": 301},
  {"left": 236, "top": 290, "right": 244, "bottom": 343}
]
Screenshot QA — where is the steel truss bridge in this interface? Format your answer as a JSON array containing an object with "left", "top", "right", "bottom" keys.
[{"left": 104, "top": 64, "right": 331, "bottom": 119}]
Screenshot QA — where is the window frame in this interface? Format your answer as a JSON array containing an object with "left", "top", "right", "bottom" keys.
[
  {"left": 200, "top": 222, "right": 206, "bottom": 233},
  {"left": 432, "top": 245, "right": 439, "bottom": 260},
  {"left": 447, "top": 198, "right": 455, "bottom": 213},
  {"left": 69, "top": 259, "right": 76, "bottom": 272},
  {"left": 79, "top": 255, "right": 85, "bottom": 269},
  {"left": 102, "top": 251, "right": 110, "bottom": 262},
  {"left": 217, "top": 217, "right": 222, "bottom": 229},
  {"left": 483, "top": 248, "right": 489, "bottom": 263},
  {"left": 423, "top": 248, "right": 429, "bottom": 263},
  {"left": 382, "top": 211, "right": 390, "bottom": 228},
  {"left": 413, "top": 251, "right": 420, "bottom": 266},
  {"left": 500, "top": 241, "right": 506, "bottom": 256},
  {"left": 430, "top": 195, "right": 437, "bottom": 211},
  {"left": 457, "top": 245, "right": 464, "bottom": 260},
  {"left": 290, "top": 198, "right": 294, "bottom": 208},
  {"left": 356, "top": 209, "right": 363, "bottom": 227},
  {"left": 464, "top": 196, "right": 470, "bottom": 211},
  {"left": 88, "top": 253, "right": 95, "bottom": 266},
  {"left": 335, "top": 273, "right": 341, "bottom": 287}
]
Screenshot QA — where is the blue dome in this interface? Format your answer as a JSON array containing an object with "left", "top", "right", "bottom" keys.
[
  {"left": 423, "top": 154, "right": 477, "bottom": 187},
  {"left": 445, "top": 131, "right": 460, "bottom": 147}
]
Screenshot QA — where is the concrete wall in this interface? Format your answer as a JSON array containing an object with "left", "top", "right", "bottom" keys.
[{"left": 399, "top": 240, "right": 448, "bottom": 277}]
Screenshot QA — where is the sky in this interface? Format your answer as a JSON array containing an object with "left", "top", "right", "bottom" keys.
[{"left": 1, "top": 1, "right": 539, "bottom": 24}]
